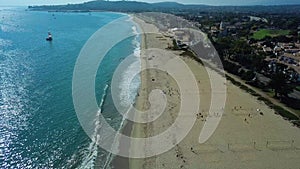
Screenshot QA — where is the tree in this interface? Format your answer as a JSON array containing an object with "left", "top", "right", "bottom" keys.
[{"left": 269, "top": 72, "right": 294, "bottom": 98}]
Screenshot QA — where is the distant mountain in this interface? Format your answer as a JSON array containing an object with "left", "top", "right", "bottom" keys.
[
  {"left": 28, "top": 0, "right": 300, "bottom": 14},
  {"left": 29, "top": 1, "right": 153, "bottom": 12},
  {"left": 152, "top": 2, "right": 185, "bottom": 8}
]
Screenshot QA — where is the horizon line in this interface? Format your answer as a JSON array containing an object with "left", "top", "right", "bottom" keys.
[{"left": 2, "top": 0, "right": 300, "bottom": 7}]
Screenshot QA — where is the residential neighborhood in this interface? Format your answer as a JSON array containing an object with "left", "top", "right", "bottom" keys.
[{"left": 176, "top": 11, "right": 300, "bottom": 111}]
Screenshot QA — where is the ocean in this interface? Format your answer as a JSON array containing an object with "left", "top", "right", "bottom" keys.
[{"left": 0, "top": 7, "right": 140, "bottom": 168}]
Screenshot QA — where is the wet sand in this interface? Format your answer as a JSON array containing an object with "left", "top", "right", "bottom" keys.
[{"left": 111, "top": 121, "right": 133, "bottom": 169}]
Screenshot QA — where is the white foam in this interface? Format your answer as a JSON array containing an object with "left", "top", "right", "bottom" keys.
[
  {"left": 118, "top": 46, "right": 141, "bottom": 108},
  {"left": 126, "top": 15, "right": 134, "bottom": 22},
  {"left": 117, "top": 25, "right": 141, "bottom": 107},
  {"left": 78, "top": 84, "right": 109, "bottom": 169},
  {"left": 79, "top": 19, "right": 142, "bottom": 169},
  {"left": 0, "top": 38, "right": 12, "bottom": 47},
  {"left": 132, "top": 33, "right": 141, "bottom": 58},
  {"left": 103, "top": 21, "right": 142, "bottom": 169}
]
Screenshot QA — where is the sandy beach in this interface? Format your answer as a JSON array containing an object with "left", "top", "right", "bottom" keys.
[{"left": 121, "top": 15, "right": 300, "bottom": 169}]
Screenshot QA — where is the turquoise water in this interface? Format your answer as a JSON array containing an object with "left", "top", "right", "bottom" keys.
[{"left": 0, "top": 7, "right": 140, "bottom": 168}]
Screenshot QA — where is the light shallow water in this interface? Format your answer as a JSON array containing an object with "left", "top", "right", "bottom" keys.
[{"left": 0, "top": 7, "right": 140, "bottom": 168}]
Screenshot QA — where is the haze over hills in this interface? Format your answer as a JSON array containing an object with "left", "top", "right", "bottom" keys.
[
  {"left": 2, "top": 0, "right": 300, "bottom": 6},
  {"left": 28, "top": 0, "right": 300, "bottom": 14}
]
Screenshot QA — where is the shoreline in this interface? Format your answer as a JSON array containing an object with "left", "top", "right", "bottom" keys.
[
  {"left": 110, "top": 13, "right": 300, "bottom": 169},
  {"left": 128, "top": 15, "right": 177, "bottom": 169},
  {"left": 110, "top": 14, "right": 144, "bottom": 169},
  {"left": 125, "top": 14, "right": 300, "bottom": 169},
  {"left": 111, "top": 14, "right": 160, "bottom": 169}
]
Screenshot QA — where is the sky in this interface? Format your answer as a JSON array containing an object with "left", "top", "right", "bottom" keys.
[{"left": 1, "top": 0, "right": 300, "bottom": 6}]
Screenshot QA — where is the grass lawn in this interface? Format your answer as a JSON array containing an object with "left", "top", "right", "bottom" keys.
[{"left": 252, "top": 29, "right": 290, "bottom": 40}]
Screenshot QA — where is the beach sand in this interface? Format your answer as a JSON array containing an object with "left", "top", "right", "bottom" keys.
[{"left": 115, "top": 15, "right": 300, "bottom": 169}]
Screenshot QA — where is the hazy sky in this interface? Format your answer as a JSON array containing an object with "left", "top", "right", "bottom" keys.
[{"left": 1, "top": 0, "right": 299, "bottom": 6}]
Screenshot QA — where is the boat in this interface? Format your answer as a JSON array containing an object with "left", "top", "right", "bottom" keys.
[{"left": 46, "top": 32, "right": 53, "bottom": 41}]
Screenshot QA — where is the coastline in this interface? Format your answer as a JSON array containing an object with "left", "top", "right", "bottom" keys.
[
  {"left": 111, "top": 15, "right": 163, "bottom": 169},
  {"left": 126, "top": 14, "right": 300, "bottom": 169},
  {"left": 100, "top": 12, "right": 300, "bottom": 169},
  {"left": 8, "top": 7, "right": 299, "bottom": 169},
  {"left": 110, "top": 14, "right": 144, "bottom": 169}
]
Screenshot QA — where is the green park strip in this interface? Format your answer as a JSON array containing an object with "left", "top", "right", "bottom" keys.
[{"left": 252, "top": 29, "right": 290, "bottom": 40}]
